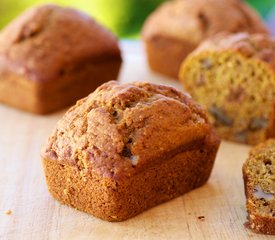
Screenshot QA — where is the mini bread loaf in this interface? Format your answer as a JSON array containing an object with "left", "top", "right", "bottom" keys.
[
  {"left": 243, "top": 139, "right": 275, "bottom": 235},
  {"left": 41, "top": 81, "right": 220, "bottom": 221},
  {"left": 179, "top": 33, "right": 275, "bottom": 145},
  {"left": 142, "top": 0, "right": 268, "bottom": 79},
  {"left": 0, "top": 4, "right": 122, "bottom": 114}
]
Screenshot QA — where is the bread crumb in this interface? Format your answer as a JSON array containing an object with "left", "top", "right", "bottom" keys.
[
  {"left": 198, "top": 215, "right": 205, "bottom": 221},
  {"left": 5, "top": 210, "right": 12, "bottom": 215}
]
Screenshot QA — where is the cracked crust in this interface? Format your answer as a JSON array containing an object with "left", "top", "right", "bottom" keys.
[
  {"left": 142, "top": 0, "right": 268, "bottom": 79},
  {"left": 0, "top": 4, "right": 122, "bottom": 113},
  {"left": 42, "top": 81, "right": 213, "bottom": 179},
  {"left": 42, "top": 81, "right": 220, "bottom": 221},
  {"left": 243, "top": 139, "right": 275, "bottom": 235}
]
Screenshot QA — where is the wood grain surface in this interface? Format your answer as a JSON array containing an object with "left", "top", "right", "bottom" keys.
[{"left": 0, "top": 42, "right": 273, "bottom": 240}]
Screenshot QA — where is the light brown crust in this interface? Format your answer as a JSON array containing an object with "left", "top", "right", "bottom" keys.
[
  {"left": 243, "top": 139, "right": 275, "bottom": 235},
  {"left": 0, "top": 4, "right": 122, "bottom": 114},
  {"left": 142, "top": 0, "right": 268, "bottom": 79},
  {"left": 42, "top": 81, "right": 220, "bottom": 221}
]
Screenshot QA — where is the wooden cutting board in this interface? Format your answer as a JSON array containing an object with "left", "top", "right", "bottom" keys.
[{"left": 0, "top": 42, "right": 273, "bottom": 240}]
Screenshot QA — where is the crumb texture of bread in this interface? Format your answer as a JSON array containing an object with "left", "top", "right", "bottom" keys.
[
  {"left": 180, "top": 33, "right": 275, "bottom": 145},
  {"left": 0, "top": 4, "right": 122, "bottom": 114},
  {"left": 42, "top": 81, "right": 220, "bottom": 221},
  {"left": 243, "top": 139, "right": 275, "bottom": 235},
  {"left": 142, "top": 0, "right": 268, "bottom": 79}
]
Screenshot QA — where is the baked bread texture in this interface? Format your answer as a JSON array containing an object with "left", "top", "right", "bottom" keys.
[
  {"left": 0, "top": 4, "right": 122, "bottom": 114},
  {"left": 179, "top": 32, "right": 275, "bottom": 145},
  {"left": 41, "top": 81, "right": 220, "bottom": 221},
  {"left": 243, "top": 139, "right": 275, "bottom": 235},
  {"left": 142, "top": 0, "right": 268, "bottom": 79}
]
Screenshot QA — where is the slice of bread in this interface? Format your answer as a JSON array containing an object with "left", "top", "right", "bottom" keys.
[
  {"left": 243, "top": 139, "right": 275, "bottom": 235},
  {"left": 179, "top": 32, "right": 275, "bottom": 145}
]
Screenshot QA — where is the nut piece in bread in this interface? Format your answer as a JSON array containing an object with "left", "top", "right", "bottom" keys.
[{"left": 41, "top": 81, "right": 220, "bottom": 221}]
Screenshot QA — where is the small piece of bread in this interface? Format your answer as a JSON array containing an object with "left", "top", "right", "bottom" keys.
[
  {"left": 243, "top": 139, "right": 275, "bottom": 235},
  {"left": 142, "top": 0, "right": 268, "bottom": 79},
  {"left": 0, "top": 4, "right": 122, "bottom": 114},
  {"left": 179, "top": 32, "right": 275, "bottom": 145},
  {"left": 4, "top": 210, "right": 12, "bottom": 215},
  {"left": 41, "top": 81, "right": 220, "bottom": 221}
]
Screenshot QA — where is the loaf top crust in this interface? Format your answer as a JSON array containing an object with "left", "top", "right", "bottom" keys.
[
  {"left": 142, "top": 0, "right": 268, "bottom": 44},
  {"left": 42, "top": 81, "right": 214, "bottom": 180},
  {"left": 0, "top": 4, "right": 121, "bottom": 83},
  {"left": 193, "top": 32, "right": 275, "bottom": 71}
]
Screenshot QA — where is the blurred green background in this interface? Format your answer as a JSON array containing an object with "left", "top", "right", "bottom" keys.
[{"left": 0, "top": 0, "right": 274, "bottom": 38}]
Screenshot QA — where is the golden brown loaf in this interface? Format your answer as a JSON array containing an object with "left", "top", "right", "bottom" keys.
[
  {"left": 243, "top": 139, "right": 275, "bottom": 235},
  {"left": 41, "top": 81, "right": 220, "bottom": 221},
  {"left": 179, "top": 32, "right": 275, "bottom": 145},
  {"left": 142, "top": 0, "right": 268, "bottom": 79},
  {"left": 0, "top": 4, "right": 122, "bottom": 114}
]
